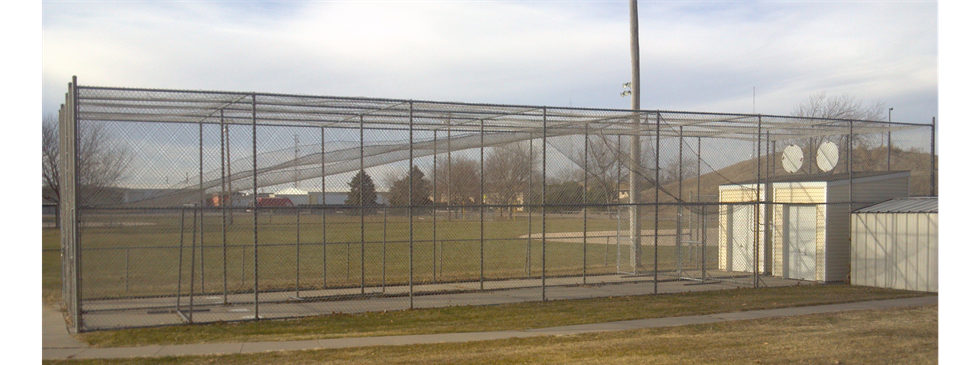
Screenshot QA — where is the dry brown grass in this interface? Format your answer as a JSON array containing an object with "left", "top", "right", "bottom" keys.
[
  {"left": 75, "top": 285, "right": 925, "bottom": 348},
  {"left": 45, "top": 304, "right": 937, "bottom": 365}
]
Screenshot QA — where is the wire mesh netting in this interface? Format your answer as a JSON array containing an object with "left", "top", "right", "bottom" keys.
[{"left": 56, "top": 80, "right": 936, "bottom": 332}]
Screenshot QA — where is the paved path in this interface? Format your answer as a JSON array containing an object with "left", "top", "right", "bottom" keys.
[{"left": 42, "top": 296, "right": 936, "bottom": 360}]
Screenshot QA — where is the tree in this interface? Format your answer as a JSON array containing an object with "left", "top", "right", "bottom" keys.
[
  {"left": 791, "top": 92, "right": 886, "bottom": 172},
  {"left": 663, "top": 157, "right": 698, "bottom": 184},
  {"left": 792, "top": 91, "right": 885, "bottom": 122},
  {"left": 387, "top": 166, "right": 432, "bottom": 214},
  {"left": 345, "top": 169, "right": 377, "bottom": 215},
  {"left": 431, "top": 155, "right": 481, "bottom": 219},
  {"left": 543, "top": 181, "right": 583, "bottom": 213},
  {"left": 42, "top": 114, "right": 132, "bottom": 206},
  {"left": 484, "top": 143, "right": 537, "bottom": 218},
  {"left": 584, "top": 135, "right": 641, "bottom": 207}
]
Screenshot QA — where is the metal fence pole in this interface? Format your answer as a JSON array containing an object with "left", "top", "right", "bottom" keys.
[
  {"left": 542, "top": 107, "right": 547, "bottom": 301},
  {"left": 698, "top": 137, "right": 705, "bottom": 281},
  {"left": 68, "top": 77, "right": 83, "bottom": 331},
  {"left": 295, "top": 208, "right": 301, "bottom": 299},
  {"left": 479, "top": 117, "right": 485, "bottom": 290},
  {"left": 409, "top": 101, "right": 415, "bottom": 309},
  {"left": 360, "top": 115, "right": 365, "bottom": 294},
  {"left": 383, "top": 201, "right": 387, "bottom": 291},
  {"left": 527, "top": 134, "right": 534, "bottom": 277},
  {"left": 189, "top": 207, "right": 197, "bottom": 323},
  {"left": 198, "top": 122, "right": 205, "bottom": 294},
  {"left": 616, "top": 134, "right": 623, "bottom": 274},
  {"left": 322, "top": 127, "right": 327, "bottom": 289},
  {"left": 582, "top": 122, "right": 588, "bottom": 284},
  {"left": 252, "top": 93, "right": 259, "bottom": 320},
  {"left": 432, "top": 129, "right": 438, "bottom": 283},
  {"left": 755, "top": 116, "right": 762, "bottom": 288},
  {"left": 447, "top": 118, "right": 453, "bottom": 222},
  {"left": 220, "top": 110, "right": 227, "bottom": 305},
  {"left": 654, "top": 112, "right": 660, "bottom": 294},
  {"left": 676, "top": 126, "right": 683, "bottom": 274},
  {"left": 177, "top": 207, "right": 185, "bottom": 313}
]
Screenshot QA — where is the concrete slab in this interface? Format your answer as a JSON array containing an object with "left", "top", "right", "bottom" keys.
[
  {"left": 154, "top": 342, "right": 244, "bottom": 357},
  {"left": 241, "top": 340, "right": 321, "bottom": 354},
  {"left": 42, "top": 305, "right": 86, "bottom": 349}
]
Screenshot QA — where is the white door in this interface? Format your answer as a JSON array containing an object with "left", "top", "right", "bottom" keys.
[
  {"left": 731, "top": 205, "right": 755, "bottom": 272},
  {"left": 785, "top": 205, "right": 817, "bottom": 281}
]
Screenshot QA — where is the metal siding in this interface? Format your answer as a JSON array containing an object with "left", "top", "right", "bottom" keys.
[
  {"left": 928, "top": 213, "right": 938, "bottom": 292},
  {"left": 856, "top": 197, "right": 937, "bottom": 213},
  {"left": 824, "top": 185, "right": 847, "bottom": 282},
  {"left": 852, "top": 211, "right": 938, "bottom": 292}
]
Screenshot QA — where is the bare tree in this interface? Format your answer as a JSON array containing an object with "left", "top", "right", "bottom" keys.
[
  {"left": 484, "top": 142, "right": 537, "bottom": 218},
  {"left": 790, "top": 92, "right": 886, "bottom": 171},
  {"left": 42, "top": 114, "right": 133, "bottom": 205},
  {"left": 792, "top": 91, "right": 885, "bottom": 122},
  {"left": 568, "top": 134, "right": 653, "bottom": 207},
  {"left": 663, "top": 157, "right": 698, "bottom": 184},
  {"left": 431, "top": 155, "right": 481, "bottom": 218},
  {"left": 584, "top": 135, "right": 634, "bottom": 206}
]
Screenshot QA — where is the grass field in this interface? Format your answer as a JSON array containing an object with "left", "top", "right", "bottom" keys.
[
  {"left": 47, "top": 209, "right": 714, "bottom": 302},
  {"left": 45, "top": 222, "right": 935, "bottom": 364}
]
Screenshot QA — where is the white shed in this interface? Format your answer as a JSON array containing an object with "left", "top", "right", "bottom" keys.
[
  {"left": 851, "top": 197, "right": 938, "bottom": 292},
  {"left": 719, "top": 171, "right": 911, "bottom": 282}
]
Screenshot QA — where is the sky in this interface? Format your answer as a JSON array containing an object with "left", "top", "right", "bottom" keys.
[{"left": 41, "top": 1, "right": 938, "bottom": 126}]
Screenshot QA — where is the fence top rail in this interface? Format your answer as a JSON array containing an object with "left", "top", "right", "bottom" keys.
[{"left": 72, "top": 83, "right": 930, "bottom": 141}]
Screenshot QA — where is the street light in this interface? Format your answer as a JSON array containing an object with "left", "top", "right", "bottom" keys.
[
  {"left": 887, "top": 108, "right": 893, "bottom": 171},
  {"left": 620, "top": 82, "right": 632, "bottom": 97}
]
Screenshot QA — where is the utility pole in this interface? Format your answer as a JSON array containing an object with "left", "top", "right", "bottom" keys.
[{"left": 629, "top": 0, "right": 643, "bottom": 271}]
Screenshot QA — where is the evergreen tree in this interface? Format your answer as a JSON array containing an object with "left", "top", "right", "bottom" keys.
[
  {"left": 346, "top": 169, "right": 377, "bottom": 215},
  {"left": 388, "top": 166, "right": 433, "bottom": 215}
]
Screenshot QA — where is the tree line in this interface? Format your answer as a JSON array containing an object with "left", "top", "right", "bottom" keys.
[{"left": 347, "top": 141, "right": 638, "bottom": 217}]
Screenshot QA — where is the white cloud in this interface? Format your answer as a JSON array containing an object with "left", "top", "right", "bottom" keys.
[{"left": 42, "top": 1, "right": 936, "bottom": 124}]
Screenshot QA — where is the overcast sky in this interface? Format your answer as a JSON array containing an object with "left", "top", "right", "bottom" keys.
[{"left": 42, "top": 1, "right": 938, "bottom": 126}]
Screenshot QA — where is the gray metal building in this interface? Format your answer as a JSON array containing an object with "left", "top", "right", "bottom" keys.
[{"left": 851, "top": 197, "right": 938, "bottom": 292}]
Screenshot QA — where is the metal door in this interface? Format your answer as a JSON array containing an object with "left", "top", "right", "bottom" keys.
[
  {"left": 731, "top": 205, "right": 755, "bottom": 272},
  {"left": 785, "top": 205, "right": 817, "bottom": 281}
]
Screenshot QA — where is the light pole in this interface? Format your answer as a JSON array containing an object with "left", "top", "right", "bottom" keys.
[
  {"left": 888, "top": 108, "right": 893, "bottom": 171},
  {"left": 628, "top": 0, "right": 643, "bottom": 275}
]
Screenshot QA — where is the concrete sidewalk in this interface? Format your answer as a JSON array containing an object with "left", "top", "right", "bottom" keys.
[{"left": 42, "top": 295, "right": 937, "bottom": 361}]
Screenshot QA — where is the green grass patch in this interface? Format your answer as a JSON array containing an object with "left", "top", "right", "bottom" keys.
[{"left": 75, "top": 285, "right": 926, "bottom": 348}]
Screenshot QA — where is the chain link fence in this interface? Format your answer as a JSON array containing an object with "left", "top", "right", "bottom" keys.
[{"left": 56, "top": 79, "right": 936, "bottom": 332}]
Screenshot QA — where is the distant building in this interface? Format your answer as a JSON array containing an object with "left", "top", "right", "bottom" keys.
[{"left": 256, "top": 197, "right": 294, "bottom": 207}]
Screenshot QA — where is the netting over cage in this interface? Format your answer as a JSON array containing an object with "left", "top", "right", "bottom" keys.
[{"left": 57, "top": 78, "right": 935, "bottom": 332}]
